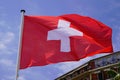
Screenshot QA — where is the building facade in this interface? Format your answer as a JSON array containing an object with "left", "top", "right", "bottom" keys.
[{"left": 56, "top": 51, "right": 120, "bottom": 80}]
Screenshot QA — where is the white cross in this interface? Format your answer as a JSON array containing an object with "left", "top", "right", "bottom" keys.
[{"left": 47, "top": 19, "right": 83, "bottom": 52}]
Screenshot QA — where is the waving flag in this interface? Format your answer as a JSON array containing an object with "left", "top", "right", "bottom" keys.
[{"left": 20, "top": 14, "right": 113, "bottom": 69}]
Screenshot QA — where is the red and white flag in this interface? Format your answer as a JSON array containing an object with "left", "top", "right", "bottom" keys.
[{"left": 20, "top": 14, "right": 113, "bottom": 69}]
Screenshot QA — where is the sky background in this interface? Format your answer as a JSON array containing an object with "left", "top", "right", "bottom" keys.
[{"left": 0, "top": 0, "right": 120, "bottom": 80}]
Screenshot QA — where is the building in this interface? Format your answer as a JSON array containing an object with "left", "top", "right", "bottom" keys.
[{"left": 56, "top": 51, "right": 120, "bottom": 80}]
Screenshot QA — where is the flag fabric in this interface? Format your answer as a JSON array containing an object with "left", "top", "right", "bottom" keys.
[{"left": 20, "top": 14, "right": 113, "bottom": 69}]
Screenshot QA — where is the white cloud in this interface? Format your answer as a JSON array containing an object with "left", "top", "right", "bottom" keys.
[
  {"left": 18, "top": 76, "right": 26, "bottom": 80},
  {"left": 0, "top": 58, "right": 16, "bottom": 79},
  {"left": 0, "top": 32, "right": 14, "bottom": 50},
  {"left": 1, "top": 75, "right": 16, "bottom": 80},
  {"left": 0, "top": 43, "right": 6, "bottom": 49},
  {"left": 0, "top": 20, "right": 6, "bottom": 26},
  {"left": 0, "top": 20, "right": 11, "bottom": 29},
  {"left": 2, "top": 32, "right": 14, "bottom": 43},
  {"left": 0, "top": 58, "right": 15, "bottom": 68},
  {"left": 19, "top": 68, "right": 50, "bottom": 80}
]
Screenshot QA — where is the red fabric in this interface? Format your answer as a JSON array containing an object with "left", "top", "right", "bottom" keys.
[{"left": 20, "top": 14, "right": 113, "bottom": 69}]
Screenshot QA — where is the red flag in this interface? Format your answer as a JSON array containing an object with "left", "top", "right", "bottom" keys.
[{"left": 20, "top": 14, "right": 113, "bottom": 69}]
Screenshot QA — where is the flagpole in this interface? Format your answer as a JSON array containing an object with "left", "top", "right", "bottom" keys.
[{"left": 15, "top": 10, "right": 25, "bottom": 80}]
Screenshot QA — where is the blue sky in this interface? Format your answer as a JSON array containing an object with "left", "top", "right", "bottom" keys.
[{"left": 0, "top": 0, "right": 120, "bottom": 80}]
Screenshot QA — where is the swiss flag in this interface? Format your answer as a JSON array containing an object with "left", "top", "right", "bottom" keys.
[{"left": 20, "top": 14, "right": 113, "bottom": 69}]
